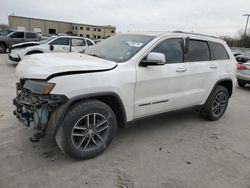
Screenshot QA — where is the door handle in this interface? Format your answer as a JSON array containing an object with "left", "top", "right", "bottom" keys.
[
  {"left": 210, "top": 65, "right": 218, "bottom": 69},
  {"left": 176, "top": 68, "right": 187, "bottom": 72}
]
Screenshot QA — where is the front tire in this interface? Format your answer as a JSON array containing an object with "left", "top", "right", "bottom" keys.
[
  {"left": 0, "top": 43, "right": 6, "bottom": 53},
  {"left": 201, "top": 85, "right": 229, "bottom": 121},
  {"left": 56, "top": 99, "right": 117, "bottom": 160}
]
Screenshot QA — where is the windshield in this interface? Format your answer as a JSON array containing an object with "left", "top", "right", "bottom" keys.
[
  {"left": 0, "top": 30, "right": 12, "bottom": 36},
  {"left": 85, "top": 34, "right": 155, "bottom": 62},
  {"left": 40, "top": 36, "right": 57, "bottom": 44}
]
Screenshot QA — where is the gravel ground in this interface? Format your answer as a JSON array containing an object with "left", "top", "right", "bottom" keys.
[{"left": 0, "top": 53, "right": 250, "bottom": 188}]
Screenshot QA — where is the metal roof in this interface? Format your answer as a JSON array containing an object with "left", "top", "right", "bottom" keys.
[{"left": 9, "top": 15, "right": 116, "bottom": 29}]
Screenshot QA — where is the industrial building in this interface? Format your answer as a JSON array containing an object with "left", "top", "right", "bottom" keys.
[{"left": 8, "top": 15, "right": 116, "bottom": 39}]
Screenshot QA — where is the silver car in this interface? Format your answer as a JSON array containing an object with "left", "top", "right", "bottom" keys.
[
  {"left": 0, "top": 31, "right": 40, "bottom": 53},
  {"left": 236, "top": 55, "right": 250, "bottom": 87}
]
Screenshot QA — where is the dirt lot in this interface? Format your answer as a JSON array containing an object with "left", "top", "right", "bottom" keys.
[{"left": 0, "top": 53, "right": 250, "bottom": 188}]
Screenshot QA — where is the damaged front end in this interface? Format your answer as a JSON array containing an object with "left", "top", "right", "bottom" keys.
[{"left": 13, "top": 79, "right": 68, "bottom": 142}]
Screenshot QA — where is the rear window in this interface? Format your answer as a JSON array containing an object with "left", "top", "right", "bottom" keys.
[
  {"left": 185, "top": 40, "right": 210, "bottom": 62},
  {"left": 26, "top": 32, "right": 37, "bottom": 39},
  {"left": 210, "top": 42, "right": 229, "bottom": 60}
]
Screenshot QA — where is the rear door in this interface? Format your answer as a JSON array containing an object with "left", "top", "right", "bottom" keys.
[
  {"left": 49, "top": 37, "right": 70, "bottom": 52},
  {"left": 9, "top": 32, "right": 25, "bottom": 46},
  {"left": 183, "top": 39, "right": 215, "bottom": 103},
  {"left": 70, "top": 38, "right": 87, "bottom": 52},
  {"left": 209, "top": 42, "right": 231, "bottom": 82},
  {"left": 25, "top": 32, "right": 39, "bottom": 42}
]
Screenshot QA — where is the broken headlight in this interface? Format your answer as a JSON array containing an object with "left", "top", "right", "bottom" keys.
[{"left": 23, "top": 80, "right": 55, "bottom": 94}]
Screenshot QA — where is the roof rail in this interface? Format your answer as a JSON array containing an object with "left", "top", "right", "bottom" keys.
[{"left": 172, "top": 31, "right": 217, "bottom": 38}]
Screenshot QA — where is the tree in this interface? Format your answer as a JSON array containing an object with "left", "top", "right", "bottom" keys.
[
  {"left": 221, "top": 29, "right": 250, "bottom": 48},
  {"left": 0, "top": 24, "right": 10, "bottom": 31}
]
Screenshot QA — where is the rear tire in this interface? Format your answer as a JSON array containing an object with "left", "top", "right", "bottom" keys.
[
  {"left": 238, "top": 80, "right": 246, "bottom": 87},
  {"left": 201, "top": 85, "right": 229, "bottom": 121},
  {"left": 0, "top": 43, "right": 6, "bottom": 53},
  {"left": 55, "top": 99, "right": 117, "bottom": 160}
]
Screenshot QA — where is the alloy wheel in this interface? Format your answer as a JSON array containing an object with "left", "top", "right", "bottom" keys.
[
  {"left": 212, "top": 92, "right": 227, "bottom": 117},
  {"left": 71, "top": 113, "right": 109, "bottom": 151}
]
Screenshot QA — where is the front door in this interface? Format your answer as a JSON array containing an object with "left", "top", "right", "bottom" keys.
[
  {"left": 49, "top": 37, "right": 70, "bottom": 53},
  {"left": 135, "top": 38, "right": 187, "bottom": 118}
]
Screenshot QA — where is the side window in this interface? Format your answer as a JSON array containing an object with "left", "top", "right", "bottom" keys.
[
  {"left": 185, "top": 40, "right": 210, "bottom": 62},
  {"left": 26, "top": 32, "right": 37, "bottom": 39},
  {"left": 151, "top": 38, "right": 183, "bottom": 63},
  {"left": 210, "top": 42, "right": 229, "bottom": 60},
  {"left": 86, "top": 40, "right": 94, "bottom": 46},
  {"left": 71, "top": 38, "right": 86, "bottom": 46},
  {"left": 10, "top": 32, "right": 24, "bottom": 38},
  {"left": 50, "top": 38, "right": 69, "bottom": 45}
]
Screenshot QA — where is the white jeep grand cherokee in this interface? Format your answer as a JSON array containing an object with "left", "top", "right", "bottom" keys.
[{"left": 14, "top": 32, "right": 236, "bottom": 160}]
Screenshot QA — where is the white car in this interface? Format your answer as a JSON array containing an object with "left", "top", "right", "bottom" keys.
[
  {"left": 8, "top": 36, "right": 95, "bottom": 62},
  {"left": 13, "top": 31, "right": 236, "bottom": 160}
]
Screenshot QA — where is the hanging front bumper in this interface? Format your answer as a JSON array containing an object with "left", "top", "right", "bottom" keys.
[{"left": 13, "top": 80, "right": 68, "bottom": 132}]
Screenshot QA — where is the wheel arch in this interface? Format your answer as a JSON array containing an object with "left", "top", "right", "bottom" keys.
[
  {"left": 214, "top": 79, "right": 233, "bottom": 98},
  {"left": 0, "top": 41, "right": 7, "bottom": 46},
  {"left": 0, "top": 41, "right": 7, "bottom": 51},
  {"left": 47, "top": 92, "right": 127, "bottom": 137}
]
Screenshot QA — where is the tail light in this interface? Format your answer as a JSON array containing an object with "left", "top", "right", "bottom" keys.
[{"left": 237, "top": 64, "right": 248, "bottom": 70}]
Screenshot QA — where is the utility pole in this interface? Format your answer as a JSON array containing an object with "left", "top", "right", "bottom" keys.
[{"left": 243, "top": 14, "right": 250, "bottom": 36}]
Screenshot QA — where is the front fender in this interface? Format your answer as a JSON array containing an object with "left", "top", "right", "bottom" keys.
[{"left": 46, "top": 92, "right": 127, "bottom": 137}]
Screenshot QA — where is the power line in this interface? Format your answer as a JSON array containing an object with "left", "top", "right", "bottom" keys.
[{"left": 243, "top": 14, "right": 250, "bottom": 36}]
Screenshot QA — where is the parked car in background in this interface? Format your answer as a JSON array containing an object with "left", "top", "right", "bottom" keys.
[
  {"left": 0, "top": 31, "right": 40, "bottom": 53},
  {"left": 40, "top": 35, "right": 50, "bottom": 41},
  {"left": 13, "top": 32, "right": 236, "bottom": 159},
  {"left": 236, "top": 55, "right": 250, "bottom": 87},
  {"left": 235, "top": 55, "right": 250, "bottom": 63},
  {"left": 231, "top": 47, "right": 250, "bottom": 57},
  {"left": 9, "top": 36, "right": 95, "bottom": 62}
]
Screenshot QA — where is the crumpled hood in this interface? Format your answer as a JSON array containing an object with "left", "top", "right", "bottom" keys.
[
  {"left": 11, "top": 41, "right": 41, "bottom": 49},
  {"left": 16, "top": 53, "right": 117, "bottom": 79}
]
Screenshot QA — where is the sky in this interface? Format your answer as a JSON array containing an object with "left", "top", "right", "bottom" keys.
[{"left": 1, "top": 0, "right": 250, "bottom": 37}]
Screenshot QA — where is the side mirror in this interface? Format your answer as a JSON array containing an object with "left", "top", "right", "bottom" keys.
[
  {"left": 140, "top": 52, "right": 166, "bottom": 67},
  {"left": 50, "top": 45, "right": 54, "bottom": 51}
]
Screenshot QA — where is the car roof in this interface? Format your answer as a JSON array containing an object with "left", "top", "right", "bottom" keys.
[
  {"left": 121, "top": 31, "right": 224, "bottom": 44},
  {"left": 11, "top": 30, "right": 37, "bottom": 33},
  {"left": 55, "top": 35, "right": 93, "bottom": 40}
]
